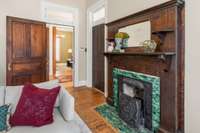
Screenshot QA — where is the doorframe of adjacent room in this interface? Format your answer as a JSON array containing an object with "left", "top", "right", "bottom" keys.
[
  {"left": 41, "top": 1, "right": 80, "bottom": 87},
  {"left": 86, "top": 0, "right": 108, "bottom": 97},
  {"left": 51, "top": 25, "right": 75, "bottom": 82}
]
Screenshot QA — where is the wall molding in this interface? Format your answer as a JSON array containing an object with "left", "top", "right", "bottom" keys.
[{"left": 78, "top": 80, "right": 87, "bottom": 87}]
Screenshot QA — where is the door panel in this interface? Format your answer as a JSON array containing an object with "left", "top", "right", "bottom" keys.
[
  {"left": 7, "top": 16, "right": 48, "bottom": 85},
  {"left": 12, "top": 62, "right": 42, "bottom": 72},
  {"left": 30, "top": 24, "right": 45, "bottom": 58},
  {"left": 92, "top": 24, "right": 105, "bottom": 92},
  {"left": 52, "top": 27, "right": 57, "bottom": 78},
  {"left": 46, "top": 27, "right": 50, "bottom": 81},
  {"left": 12, "top": 22, "right": 28, "bottom": 59},
  {"left": 12, "top": 74, "right": 31, "bottom": 85}
]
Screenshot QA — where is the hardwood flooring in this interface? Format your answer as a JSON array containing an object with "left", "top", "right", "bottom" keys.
[
  {"left": 50, "top": 63, "right": 73, "bottom": 84},
  {"left": 63, "top": 85, "right": 118, "bottom": 133}
]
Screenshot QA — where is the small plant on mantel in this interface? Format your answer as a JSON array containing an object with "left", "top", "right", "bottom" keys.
[
  {"left": 121, "top": 32, "right": 129, "bottom": 48},
  {"left": 115, "top": 32, "right": 129, "bottom": 39},
  {"left": 114, "top": 32, "right": 130, "bottom": 52},
  {"left": 114, "top": 32, "right": 123, "bottom": 52},
  {"left": 115, "top": 32, "right": 124, "bottom": 38}
]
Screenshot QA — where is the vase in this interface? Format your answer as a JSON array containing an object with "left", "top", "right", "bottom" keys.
[
  {"left": 122, "top": 38, "right": 129, "bottom": 48},
  {"left": 142, "top": 40, "right": 157, "bottom": 53},
  {"left": 115, "top": 38, "right": 122, "bottom": 51}
]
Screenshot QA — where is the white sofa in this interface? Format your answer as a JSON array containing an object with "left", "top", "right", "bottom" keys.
[{"left": 0, "top": 80, "right": 91, "bottom": 133}]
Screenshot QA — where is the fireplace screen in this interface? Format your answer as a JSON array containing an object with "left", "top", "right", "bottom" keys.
[
  {"left": 113, "top": 68, "right": 160, "bottom": 132},
  {"left": 119, "top": 77, "right": 152, "bottom": 131}
]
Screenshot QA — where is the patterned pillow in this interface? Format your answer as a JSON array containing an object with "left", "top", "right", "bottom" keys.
[
  {"left": 0, "top": 104, "right": 12, "bottom": 132},
  {"left": 10, "top": 83, "right": 60, "bottom": 127}
]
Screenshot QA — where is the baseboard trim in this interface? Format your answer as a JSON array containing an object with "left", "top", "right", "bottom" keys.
[{"left": 78, "top": 80, "right": 86, "bottom": 87}]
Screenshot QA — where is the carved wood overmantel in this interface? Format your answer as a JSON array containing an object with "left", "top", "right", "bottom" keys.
[{"left": 105, "top": 1, "right": 185, "bottom": 133}]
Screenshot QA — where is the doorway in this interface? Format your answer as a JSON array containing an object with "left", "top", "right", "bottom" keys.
[
  {"left": 87, "top": 0, "right": 106, "bottom": 93},
  {"left": 92, "top": 24, "right": 105, "bottom": 92},
  {"left": 48, "top": 25, "right": 74, "bottom": 88},
  {"left": 42, "top": 1, "right": 79, "bottom": 87}
]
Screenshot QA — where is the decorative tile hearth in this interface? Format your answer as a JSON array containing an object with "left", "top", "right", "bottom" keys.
[
  {"left": 95, "top": 104, "right": 149, "bottom": 133},
  {"left": 113, "top": 68, "right": 160, "bottom": 132}
]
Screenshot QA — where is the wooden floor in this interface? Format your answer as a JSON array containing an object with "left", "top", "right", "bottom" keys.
[{"left": 63, "top": 85, "right": 118, "bottom": 133}]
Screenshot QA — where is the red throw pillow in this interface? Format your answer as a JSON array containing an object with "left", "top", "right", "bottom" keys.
[{"left": 10, "top": 83, "right": 60, "bottom": 127}]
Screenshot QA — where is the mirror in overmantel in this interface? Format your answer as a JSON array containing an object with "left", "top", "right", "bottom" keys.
[{"left": 119, "top": 21, "right": 151, "bottom": 47}]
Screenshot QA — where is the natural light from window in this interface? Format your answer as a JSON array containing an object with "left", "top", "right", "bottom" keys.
[
  {"left": 47, "top": 10, "right": 74, "bottom": 24},
  {"left": 93, "top": 7, "right": 105, "bottom": 22},
  {"left": 42, "top": 1, "right": 76, "bottom": 25},
  {"left": 56, "top": 38, "right": 60, "bottom": 62}
]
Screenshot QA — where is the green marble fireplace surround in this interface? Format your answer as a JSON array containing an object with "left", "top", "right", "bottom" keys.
[{"left": 113, "top": 68, "right": 160, "bottom": 132}]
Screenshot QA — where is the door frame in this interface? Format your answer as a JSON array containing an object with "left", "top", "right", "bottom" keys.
[
  {"left": 52, "top": 26, "right": 56, "bottom": 78},
  {"left": 87, "top": 0, "right": 107, "bottom": 96},
  {"left": 41, "top": 2, "right": 80, "bottom": 87},
  {"left": 51, "top": 25, "right": 75, "bottom": 79}
]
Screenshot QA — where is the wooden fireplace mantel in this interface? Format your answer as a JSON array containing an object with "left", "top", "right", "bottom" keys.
[
  {"left": 104, "top": 52, "right": 176, "bottom": 56},
  {"left": 105, "top": 0, "right": 185, "bottom": 133}
]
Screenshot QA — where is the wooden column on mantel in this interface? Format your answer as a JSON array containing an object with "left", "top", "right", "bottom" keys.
[{"left": 104, "top": 1, "right": 185, "bottom": 133}]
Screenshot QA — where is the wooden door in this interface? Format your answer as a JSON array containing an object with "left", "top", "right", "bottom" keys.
[
  {"left": 7, "top": 17, "right": 48, "bottom": 85},
  {"left": 52, "top": 27, "right": 57, "bottom": 78},
  {"left": 92, "top": 24, "right": 105, "bottom": 92}
]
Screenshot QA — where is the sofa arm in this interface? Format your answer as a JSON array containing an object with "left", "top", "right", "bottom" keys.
[
  {"left": 59, "top": 87, "right": 75, "bottom": 121},
  {"left": 0, "top": 86, "right": 5, "bottom": 106}
]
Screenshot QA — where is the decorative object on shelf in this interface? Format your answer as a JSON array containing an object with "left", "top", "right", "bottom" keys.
[
  {"left": 142, "top": 40, "right": 157, "bottom": 53},
  {"left": 114, "top": 32, "right": 123, "bottom": 52},
  {"left": 114, "top": 32, "right": 130, "bottom": 52},
  {"left": 107, "top": 41, "right": 115, "bottom": 52},
  {"left": 121, "top": 33, "right": 130, "bottom": 48}
]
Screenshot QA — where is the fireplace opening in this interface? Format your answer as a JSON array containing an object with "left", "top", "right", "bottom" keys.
[
  {"left": 113, "top": 68, "right": 160, "bottom": 132},
  {"left": 119, "top": 77, "right": 152, "bottom": 131}
]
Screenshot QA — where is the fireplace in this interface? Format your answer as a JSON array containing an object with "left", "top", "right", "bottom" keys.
[
  {"left": 119, "top": 77, "right": 152, "bottom": 130},
  {"left": 113, "top": 68, "right": 160, "bottom": 132}
]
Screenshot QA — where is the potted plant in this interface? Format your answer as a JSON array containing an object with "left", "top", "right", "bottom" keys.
[
  {"left": 114, "top": 32, "right": 124, "bottom": 51},
  {"left": 122, "top": 32, "right": 129, "bottom": 48}
]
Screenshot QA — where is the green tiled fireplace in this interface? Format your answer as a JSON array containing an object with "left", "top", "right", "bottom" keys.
[{"left": 113, "top": 68, "right": 160, "bottom": 132}]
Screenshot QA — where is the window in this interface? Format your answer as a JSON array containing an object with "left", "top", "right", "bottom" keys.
[
  {"left": 45, "top": 9, "right": 74, "bottom": 25},
  {"left": 56, "top": 38, "right": 60, "bottom": 62},
  {"left": 93, "top": 7, "right": 105, "bottom": 22},
  {"left": 42, "top": 1, "right": 76, "bottom": 25}
]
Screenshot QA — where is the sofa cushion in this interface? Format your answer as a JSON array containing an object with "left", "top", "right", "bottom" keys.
[
  {"left": 5, "top": 80, "right": 60, "bottom": 114},
  {"left": 10, "top": 83, "right": 60, "bottom": 127},
  {"left": 8, "top": 109, "right": 81, "bottom": 133},
  {"left": 0, "top": 104, "right": 12, "bottom": 132},
  {"left": 5, "top": 86, "right": 22, "bottom": 114},
  {"left": 35, "top": 80, "right": 60, "bottom": 107},
  {"left": 59, "top": 88, "right": 75, "bottom": 121},
  {"left": 0, "top": 86, "right": 5, "bottom": 106}
]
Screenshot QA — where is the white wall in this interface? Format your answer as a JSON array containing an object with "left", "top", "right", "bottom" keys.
[
  {"left": 0, "top": 0, "right": 87, "bottom": 85},
  {"left": 185, "top": 0, "right": 200, "bottom": 133},
  {"left": 107, "top": 0, "right": 170, "bottom": 23},
  {"left": 86, "top": 0, "right": 98, "bottom": 7}
]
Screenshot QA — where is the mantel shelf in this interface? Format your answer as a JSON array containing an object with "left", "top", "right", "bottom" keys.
[
  {"left": 104, "top": 52, "right": 176, "bottom": 56},
  {"left": 151, "top": 29, "right": 174, "bottom": 34}
]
